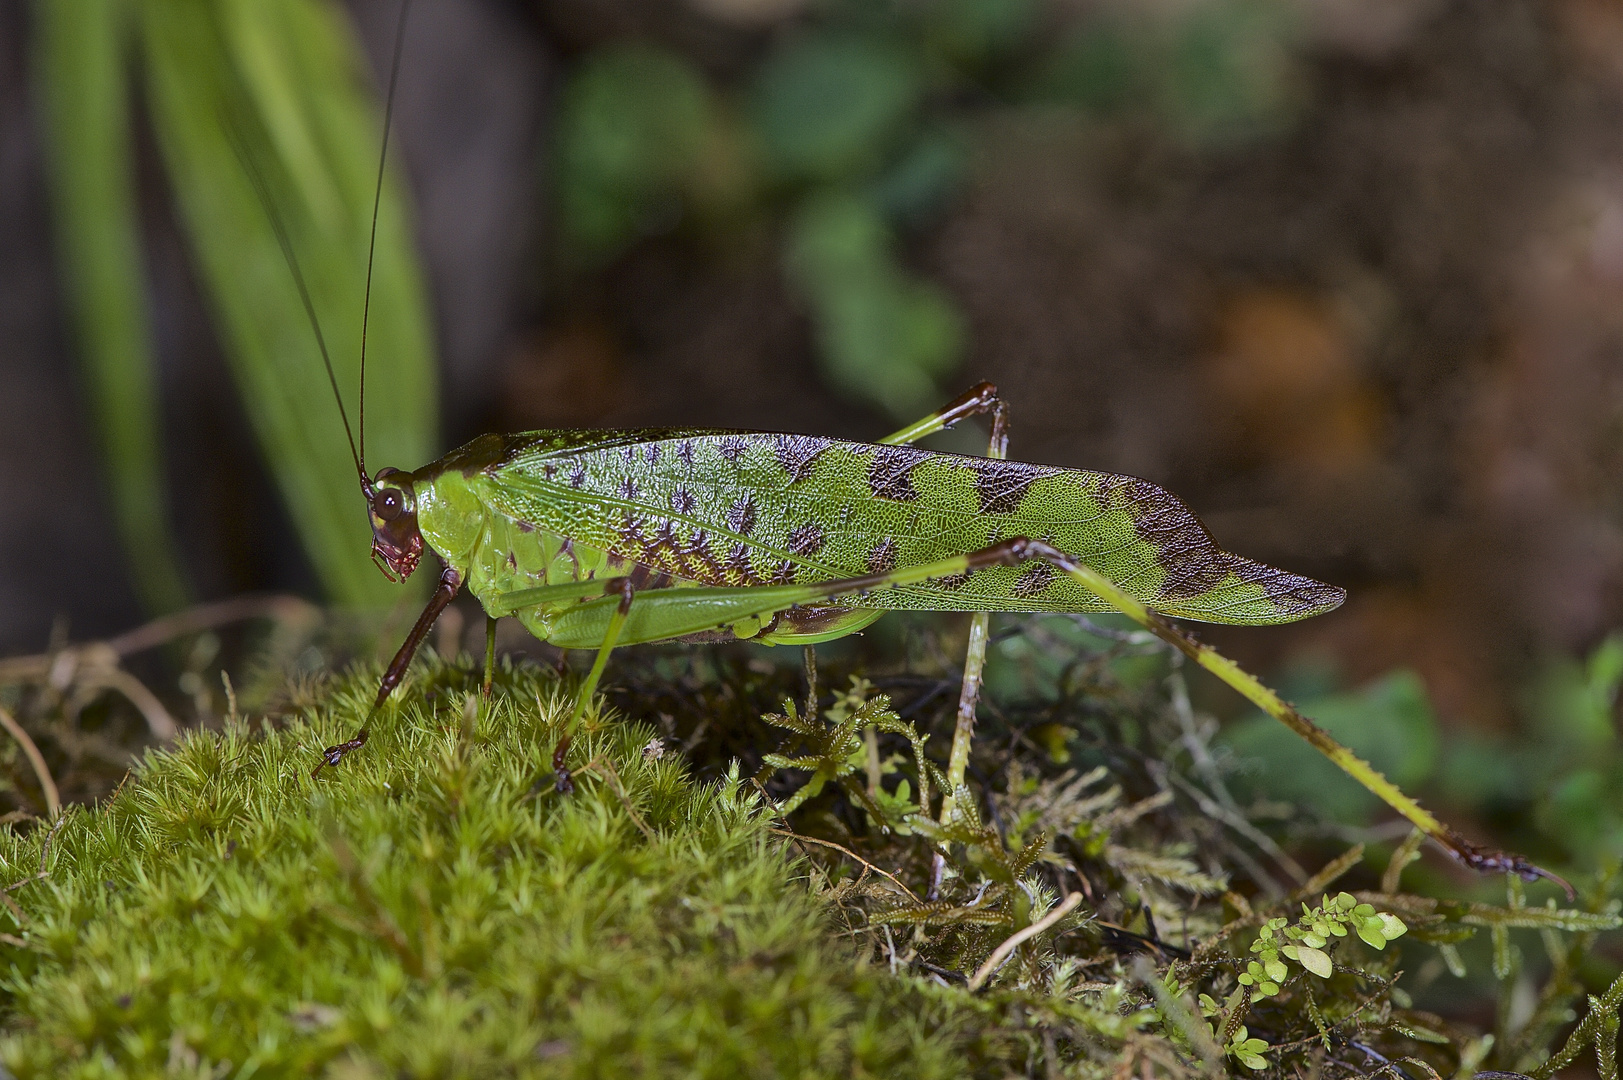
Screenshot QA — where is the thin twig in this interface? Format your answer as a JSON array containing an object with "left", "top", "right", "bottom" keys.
[
  {"left": 769, "top": 827, "right": 921, "bottom": 905},
  {"left": 0, "top": 595, "right": 317, "bottom": 746},
  {"left": 968, "top": 891, "right": 1084, "bottom": 991},
  {"left": 100, "top": 669, "right": 179, "bottom": 741},
  {"left": 106, "top": 593, "right": 319, "bottom": 656},
  {"left": 0, "top": 706, "right": 59, "bottom": 818},
  {"left": 0, "top": 594, "right": 317, "bottom": 684},
  {"left": 1163, "top": 665, "right": 1307, "bottom": 887},
  {"left": 37, "top": 813, "right": 64, "bottom": 874}
]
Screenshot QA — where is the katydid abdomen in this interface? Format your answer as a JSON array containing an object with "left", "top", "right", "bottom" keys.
[{"left": 387, "top": 427, "right": 1342, "bottom": 653}]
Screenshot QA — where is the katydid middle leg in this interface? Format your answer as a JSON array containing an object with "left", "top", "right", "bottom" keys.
[
  {"left": 482, "top": 614, "right": 498, "bottom": 697},
  {"left": 877, "top": 382, "right": 1011, "bottom": 821},
  {"left": 313, "top": 563, "right": 464, "bottom": 777},
  {"left": 549, "top": 578, "right": 636, "bottom": 794},
  {"left": 500, "top": 537, "right": 1051, "bottom": 798}
]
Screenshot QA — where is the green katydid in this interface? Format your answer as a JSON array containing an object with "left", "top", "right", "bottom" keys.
[{"left": 260, "top": 1, "right": 1563, "bottom": 891}]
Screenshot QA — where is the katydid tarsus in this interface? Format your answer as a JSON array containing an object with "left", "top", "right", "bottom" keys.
[{"left": 255, "top": 0, "right": 1565, "bottom": 892}]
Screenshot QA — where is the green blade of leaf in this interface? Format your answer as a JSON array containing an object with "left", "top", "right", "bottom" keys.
[{"left": 35, "top": 0, "right": 192, "bottom": 614}]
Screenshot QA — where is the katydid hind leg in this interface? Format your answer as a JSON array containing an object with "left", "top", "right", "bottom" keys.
[
  {"left": 988, "top": 538, "right": 1571, "bottom": 892},
  {"left": 312, "top": 563, "right": 464, "bottom": 777},
  {"left": 709, "top": 523, "right": 1569, "bottom": 888}
]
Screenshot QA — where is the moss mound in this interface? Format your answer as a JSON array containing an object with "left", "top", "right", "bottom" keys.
[{"left": 0, "top": 662, "right": 985, "bottom": 1078}]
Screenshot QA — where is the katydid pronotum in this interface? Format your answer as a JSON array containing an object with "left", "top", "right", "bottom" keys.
[{"left": 257, "top": 1, "right": 1563, "bottom": 893}]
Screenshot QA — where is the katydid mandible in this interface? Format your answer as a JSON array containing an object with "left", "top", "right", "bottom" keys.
[{"left": 266, "top": 0, "right": 1564, "bottom": 892}]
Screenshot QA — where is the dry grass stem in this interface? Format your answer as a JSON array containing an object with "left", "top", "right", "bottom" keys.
[
  {"left": 0, "top": 705, "right": 58, "bottom": 818},
  {"left": 967, "top": 892, "right": 1083, "bottom": 991}
]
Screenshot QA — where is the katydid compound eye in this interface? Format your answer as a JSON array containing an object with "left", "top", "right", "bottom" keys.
[{"left": 374, "top": 488, "right": 404, "bottom": 521}]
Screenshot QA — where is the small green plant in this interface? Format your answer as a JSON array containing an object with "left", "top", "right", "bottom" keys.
[
  {"left": 1242, "top": 893, "right": 1408, "bottom": 994},
  {"left": 759, "top": 676, "right": 933, "bottom": 822},
  {"left": 1189, "top": 894, "right": 1410, "bottom": 1070}
]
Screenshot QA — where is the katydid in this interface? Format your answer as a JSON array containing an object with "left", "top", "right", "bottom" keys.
[
  {"left": 330, "top": 387, "right": 1561, "bottom": 888},
  {"left": 260, "top": 1, "right": 1564, "bottom": 892}
]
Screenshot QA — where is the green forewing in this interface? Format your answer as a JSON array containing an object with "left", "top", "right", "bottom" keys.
[{"left": 440, "top": 429, "right": 1342, "bottom": 626}]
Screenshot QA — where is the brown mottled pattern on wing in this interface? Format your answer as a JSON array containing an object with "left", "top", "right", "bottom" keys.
[{"left": 869, "top": 445, "right": 926, "bottom": 502}]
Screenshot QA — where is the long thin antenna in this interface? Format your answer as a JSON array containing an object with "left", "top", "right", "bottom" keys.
[
  {"left": 359, "top": 0, "right": 413, "bottom": 479},
  {"left": 224, "top": 120, "right": 368, "bottom": 495}
]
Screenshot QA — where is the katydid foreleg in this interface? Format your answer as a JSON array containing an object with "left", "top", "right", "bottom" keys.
[
  {"left": 313, "top": 563, "right": 464, "bottom": 777},
  {"left": 312, "top": 573, "right": 632, "bottom": 777}
]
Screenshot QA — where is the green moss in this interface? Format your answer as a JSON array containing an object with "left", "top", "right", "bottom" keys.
[{"left": 0, "top": 662, "right": 986, "bottom": 1078}]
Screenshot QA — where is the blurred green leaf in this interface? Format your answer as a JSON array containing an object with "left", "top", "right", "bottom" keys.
[
  {"left": 785, "top": 191, "right": 962, "bottom": 417},
  {"left": 925, "top": 0, "right": 1039, "bottom": 67},
  {"left": 1158, "top": 0, "right": 1303, "bottom": 145},
  {"left": 555, "top": 44, "right": 714, "bottom": 263},
  {"left": 139, "top": 0, "right": 436, "bottom": 609},
  {"left": 1501, "top": 632, "right": 1623, "bottom": 863},
  {"left": 1537, "top": 766, "right": 1623, "bottom": 863},
  {"left": 1434, "top": 732, "right": 1525, "bottom": 808},
  {"left": 35, "top": 0, "right": 191, "bottom": 614},
  {"left": 1028, "top": 18, "right": 1142, "bottom": 112},
  {"left": 1425, "top": 633, "right": 1623, "bottom": 867},
  {"left": 751, "top": 34, "right": 923, "bottom": 181},
  {"left": 1026, "top": 0, "right": 1302, "bottom": 141},
  {"left": 870, "top": 125, "right": 966, "bottom": 225},
  {"left": 1223, "top": 670, "right": 1441, "bottom": 824},
  {"left": 1527, "top": 630, "right": 1623, "bottom": 749}
]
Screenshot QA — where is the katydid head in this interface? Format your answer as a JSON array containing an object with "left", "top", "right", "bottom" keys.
[{"left": 368, "top": 467, "right": 422, "bottom": 582}]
